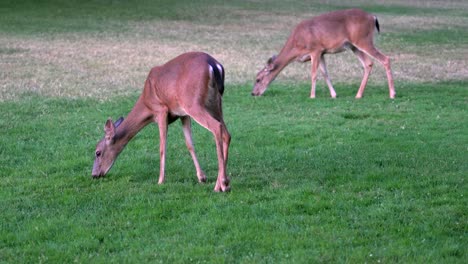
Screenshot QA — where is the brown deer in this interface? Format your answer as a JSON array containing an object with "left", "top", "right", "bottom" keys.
[
  {"left": 92, "top": 52, "right": 231, "bottom": 192},
  {"left": 252, "top": 8, "right": 395, "bottom": 99}
]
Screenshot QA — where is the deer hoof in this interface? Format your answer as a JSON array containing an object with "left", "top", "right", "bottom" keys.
[
  {"left": 214, "top": 185, "right": 231, "bottom": 192},
  {"left": 214, "top": 182, "right": 231, "bottom": 192},
  {"left": 198, "top": 173, "right": 207, "bottom": 183},
  {"left": 223, "top": 178, "right": 230, "bottom": 186},
  {"left": 222, "top": 185, "right": 231, "bottom": 192}
]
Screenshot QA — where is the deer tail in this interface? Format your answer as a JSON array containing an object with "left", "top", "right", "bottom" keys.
[
  {"left": 207, "top": 58, "right": 225, "bottom": 96},
  {"left": 374, "top": 16, "right": 380, "bottom": 34}
]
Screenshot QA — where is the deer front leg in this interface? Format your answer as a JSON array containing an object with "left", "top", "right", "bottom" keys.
[
  {"left": 310, "top": 54, "right": 320, "bottom": 98},
  {"left": 157, "top": 112, "right": 168, "bottom": 184},
  {"left": 181, "top": 116, "right": 206, "bottom": 183}
]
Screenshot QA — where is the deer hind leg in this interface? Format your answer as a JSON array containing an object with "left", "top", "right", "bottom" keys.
[
  {"left": 180, "top": 116, "right": 206, "bottom": 183},
  {"left": 309, "top": 53, "right": 321, "bottom": 98},
  {"left": 355, "top": 43, "right": 395, "bottom": 98},
  {"left": 319, "top": 56, "right": 337, "bottom": 98},
  {"left": 220, "top": 120, "right": 231, "bottom": 175},
  {"left": 187, "top": 108, "right": 230, "bottom": 192},
  {"left": 352, "top": 47, "right": 373, "bottom": 99},
  {"left": 215, "top": 121, "right": 231, "bottom": 192},
  {"left": 156, "top": 111, "right": 169, "bottom": 184}
]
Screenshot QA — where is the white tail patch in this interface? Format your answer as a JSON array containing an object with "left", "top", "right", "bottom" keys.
[
  {"left": 216, "top": 63, "right": 223, "bottom": 76},
  {"left": 208, "top": 64, "right": 216, "bottom": 87},
  {"left": 208, "top": 64, "right": 214, "bottom": 77},
  {"left": 208, "top": 63, "right": 224, "bottom": 77}
]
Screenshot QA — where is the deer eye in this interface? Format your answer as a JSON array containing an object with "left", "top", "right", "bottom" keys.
[{"left": 95, "top": 150, "right": 101, "bottom": 157}]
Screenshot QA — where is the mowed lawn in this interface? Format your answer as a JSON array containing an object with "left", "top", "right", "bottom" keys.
[{"left": 1, "top": 0, "right": 467, "bottom": 262}]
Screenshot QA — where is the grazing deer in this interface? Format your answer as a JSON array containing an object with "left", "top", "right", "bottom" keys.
[
  {"left": 252, "top": 8, "right": 395, "bottom": 99},
  {"left": 92, "top": 52, "right": 231, "bottom": 192}
]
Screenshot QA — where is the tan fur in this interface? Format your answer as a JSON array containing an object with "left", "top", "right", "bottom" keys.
[
  {"left": 252, "top": 9, "right": 396, "bottom": 99},
  {"left": 92, "top": 52, "right": 231, "bottom": 192}
]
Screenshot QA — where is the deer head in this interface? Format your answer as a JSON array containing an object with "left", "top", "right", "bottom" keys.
[
  {"left": 92, "top": 117, "right": 124, "bottom": 178},
  {"left": 252, "top": 55, "right": 277, "bottom": 96}
]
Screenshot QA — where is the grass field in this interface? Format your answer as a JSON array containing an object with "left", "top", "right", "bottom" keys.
[{"left": 1, "top": 0, "right": 467, "bottom": 262}]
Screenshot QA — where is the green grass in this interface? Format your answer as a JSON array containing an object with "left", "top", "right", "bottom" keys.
[
  {"left": 0, "top": 0, "right": 209, "bottom": 34},
  {"left": 1, "top": 0, "right": 467, "bottom": 262},
  {"left": 1, "top": 82, "right": 467, "bottom": 262}
]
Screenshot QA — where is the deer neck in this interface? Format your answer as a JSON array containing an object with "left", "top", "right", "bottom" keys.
[
  {"left": 268, "top": 43, "right": 298, "bottom": 83},
  {"left": 113, "top": 97, "right": 153, "bottom": 151}
]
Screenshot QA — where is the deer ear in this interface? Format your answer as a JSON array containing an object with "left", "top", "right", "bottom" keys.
[
  {"left": 267, "top": 55, "right": 277, "bottom": 65},
  {"left": 114, "top": 117, "right": 124, "bottom": 128},
  {"left": 104, "top": 118, "right": 115, "bottom": 142},
  {"left": 265, "top": 55, "right": 277, "bottom": 72}
]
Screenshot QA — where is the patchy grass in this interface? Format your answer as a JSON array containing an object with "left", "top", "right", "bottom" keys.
[{"left": 1, "top": 0, "right": 467, "bottom": 101}]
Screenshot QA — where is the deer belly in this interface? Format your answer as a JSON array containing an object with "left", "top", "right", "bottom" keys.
[
  {"left": 326, "top": 42, "right": 351, "bottom": 54},
  {"left": 170, "top": 106, "right": 187, "bottom": 116}
]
